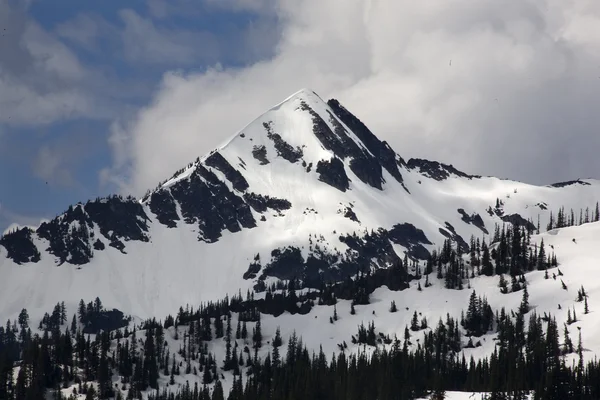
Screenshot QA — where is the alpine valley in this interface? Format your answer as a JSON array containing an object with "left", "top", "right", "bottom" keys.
[{"left": 1, "top": 89, "right": 599, "bottom": 400}]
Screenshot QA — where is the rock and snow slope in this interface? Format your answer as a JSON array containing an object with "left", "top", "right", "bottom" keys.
[
  {"left": 0, "top": 88, "right": 599, "bottom": 328},
  {"left": 49, "top": 220, "right": 600, "bottom": 398}
]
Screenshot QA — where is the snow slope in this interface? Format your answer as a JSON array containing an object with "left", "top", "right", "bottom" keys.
[
  {"left": 52, "top": 222, "right": 598, "bottom": 399},
  {"left": 0, "top": 88, "right": 599, "bottom": 331}
]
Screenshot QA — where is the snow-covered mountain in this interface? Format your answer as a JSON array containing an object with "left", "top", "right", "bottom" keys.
[{"left": 1, "top": 88, "right": 599, "bottom": 327}]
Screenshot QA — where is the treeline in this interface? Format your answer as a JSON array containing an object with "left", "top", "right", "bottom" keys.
[
  {"left": 150, "top": 310, "right": 600, "bottom": 400},
  {"left": 546, "top": 202, "right": 599, "bottom": 231},
  {"left": 429, "top": 221, "right": 559, "bottom": 291},
  {"left": 0, "top": 277, "right": 596, "bottom": 400}
]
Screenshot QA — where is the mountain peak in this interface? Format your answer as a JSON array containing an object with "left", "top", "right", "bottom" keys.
[{"left": 1, "top": 85, "right": 600, "bottom": 334}]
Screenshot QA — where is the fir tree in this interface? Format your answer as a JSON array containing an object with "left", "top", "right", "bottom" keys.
[
  {"left": 519, "top": 284, "right": 529, "bottom": 315},
  {"left": 411, "top": 311, "right": 419, "bottom": 331}
]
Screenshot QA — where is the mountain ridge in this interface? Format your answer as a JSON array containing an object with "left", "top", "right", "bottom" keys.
[{"left": 1, "top": 88, "right": 599, "bottom": 325}]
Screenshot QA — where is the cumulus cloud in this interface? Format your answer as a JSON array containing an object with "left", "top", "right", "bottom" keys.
[{"left": 106, "top": 0, "right": 600, "bottom": 195}]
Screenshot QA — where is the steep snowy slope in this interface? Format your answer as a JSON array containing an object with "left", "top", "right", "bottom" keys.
[
  {"left": 49, "top": 220, "right": 600, "bottom": 399},
  {"left": 0, "top": 88, "right": 599, "bottom": 327}
]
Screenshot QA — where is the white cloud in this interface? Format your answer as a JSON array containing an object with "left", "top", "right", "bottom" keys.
[{"left": 107, "top": 0, "right": 600, "bottom": 196}]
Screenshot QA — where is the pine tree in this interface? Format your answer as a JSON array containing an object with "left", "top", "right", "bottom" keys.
[
  {"left": 519, "top": 284, "right": 529, "bottom": 315},
  {"left": 224, "top": 328, "right": 232, "bottom": 370},
  {"left": 252, "top": 317, "right": 262, "bottom": 350},
  {"left": 498, "top": 274, "right": 508, "bottom": 294},
  {"left": 390, "top": 301, "right": 397, "bottom": 313},
  {"left": 241, "top": 321, "right": 247, "bottom": 340},
  {"left": 70, "top": 314, "right": 77, "bottom": 335},
  {"left": 537, "top": 240, "right": 546, "bottom": 270},
  {"left": 212, "top": 380, "right": 225, "bottom": 400},
  {"left": 410, "top": 311, "right": 419, "bottom": 331},
  {"left": 481, "top": 241, "right": 493, "bottom": 276},
  {"left": 563, "top": 323, "right": 573, "bottom": 354}
]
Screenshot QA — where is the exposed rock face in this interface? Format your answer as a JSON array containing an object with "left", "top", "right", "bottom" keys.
[
  {"left": 407, "top": 158, "right": 479, "bottom": 181},
  {"left": 169, "top": 165, "right": 256, "bottom": 243},
  {"left": 550, "top": 179, "right": 591, "bottom": 188},
  {"left": 458, "top": 208, "right": 489, "bottom": 234},
  {"left": 316, "top": 158, "right": 350, "bottom": 192},
  {"left": 263, "top": 121, "right": 303, "bottom": 163},
  {"left": 205, "top": 151, "right": 249, "bottom": 192},
  {"left": 84, "top": 197, "right": 150, "bottom": 251},
  {"left": 501, "top": 214, "right": 536, "bottom": 231},
  {"left": 387, "top": 223, "right": 432, "bottom": 260},
  {"left": 37, "top": 205, "right": 94, "bottom": 265},
  {"left": 81, "top": 308, "right": 130, "bottom": 334},
  {"left": 1, "top": 196, "right": 148, "bottom": 265},
  {"left": 243, "top": 193, "right": 292, "bottom": 213},
  {"left": 327, "top": 99, "right": 405, "bottom": 185},
  {"left": 252, "top": 145, "right": 269, "bottom": 165},
  {"left": 343, "top": 206, "right": 360, "bottom": 223},
  {"left": 0, "top": 227, "right": 41, "bottom": 265},
  {"left": 439, "top": 222, "right": 469, "bottom": 253},
  {"left": 301, "top": 101, "right": 385, "bottom": 190},
  {"left": 249, "top": 221, "right": 433, "bottom": 288},
  {"left": 148, "top": 189, "right": 180, "bottom": 228}
]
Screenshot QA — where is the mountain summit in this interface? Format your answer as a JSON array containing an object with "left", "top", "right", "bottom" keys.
[{"left": 1, "top": 89, "right": 599, "bottom": 322}]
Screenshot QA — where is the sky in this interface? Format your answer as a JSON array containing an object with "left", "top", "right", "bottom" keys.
[{"left": 1, "top": 0, "right": 600, "bottom": 233}]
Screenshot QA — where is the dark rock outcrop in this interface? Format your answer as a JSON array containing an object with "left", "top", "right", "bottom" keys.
[
  {"left": 387, "top": 223, "right": 432, "bottom": 260},
  {"left": 457, "top": 208, "right": 488, "bottom": 234},
  {"left": 81, "top": 309, "right": 130, "bottom": 334},
  {"left": 84, "top": 196, "right": 150, "bottom": 252},
  {"left": 301, "top": 101, "right": 385, "bottom": 190},
  {"left": 407, "top": 158, "right": 479, "bottom": 181},
  {"left": 252, "top": 145, "right": 270, "bottom": 165},
  {"left": 243, "top": 254, "right": 262, "bottom": 280},
  {"left": 263, "top": 121, "right": 303, "bottom": 163},
  {"left": 343, "top": 207, "right": 359, "bottom": 223},
  {"left": 0, "top": 228, "right": 41, "bottom": 264},
  {"left": 36, "top": 204, "right": 94, "bottom": 265},
  {"left": 327, "top": 99, "right": 405, "bottom": 185},
  {"left": 316, "top": 158, "right": 350, "bottom": 192},
  {"left": 549, "top": 179, "right": 591, "bottom": 188},
  {"left": 205, "top": 151, "right": 249, "bottom": 192},
  {"left": 170, "top": 165, "right": 256, "bottom": 243},
  {"left": 1, "top": 195, "right": 151, "bottom": 265},
  {"left": 501, "top": 214, "right": 536, "bottom": 231},
  {"left": 243, "top": 193, "right": 292, "bottom": 213},
  {"left": 263, "top": 246, "right": 306, "bottom": 281},
  {"left": 439, "top": 222, "right": 469, "bottom": 253},
  {"left": 148, "top": 189, "right": 180, "bottom": 228}
]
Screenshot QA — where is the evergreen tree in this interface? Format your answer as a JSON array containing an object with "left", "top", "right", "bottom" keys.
[
  {"left": 411, "top": 311, "right": 419, "bottom": 331},
  {"left": 519, "top": 284, "right": 529, "bottom": 315}
]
